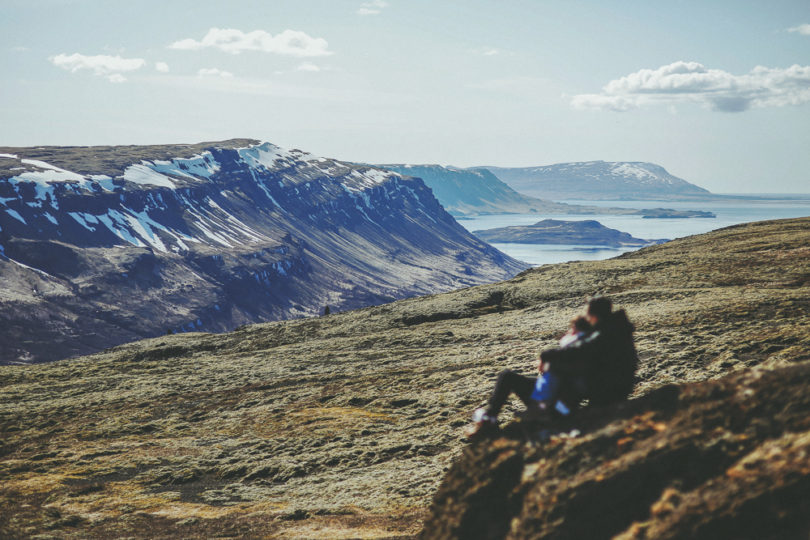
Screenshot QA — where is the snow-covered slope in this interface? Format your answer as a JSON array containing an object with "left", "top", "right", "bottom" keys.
[
  {"left": 486, "top": 161, "right": 711, "bottom": 201},
  {"left": 0, "top": 140, "right": 527, "bottom": 364}
]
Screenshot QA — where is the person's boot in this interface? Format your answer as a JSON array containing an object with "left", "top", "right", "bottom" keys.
[{"left": 465, "top": 408, "right": 499, "bottom": 440}]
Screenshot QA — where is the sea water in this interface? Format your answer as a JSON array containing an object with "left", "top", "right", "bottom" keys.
[{"left": 457, "top": 196, "right": 810, "bottom": 266}]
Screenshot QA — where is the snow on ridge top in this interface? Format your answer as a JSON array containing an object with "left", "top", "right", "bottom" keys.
[
  {"left": 4, "top": 158, "right": 119, "bottom": 206},
  {"left": 117, "top": 151, "right": 222, "bottom": 189},
  {"left": 237, "top": 141, "right": 325, "bottom": 169},
  {"left": 611, "top": 162, "right": 658, "bottom": 181},
  {"left": 122, "top": 164, "right": 177, "bottom": 189},
  {"left": 22, "top": 159, "right": 71, "bottom": 172},
  {"left": 342, "top": 167, "right": 396, "bottom": 193},
  {"left": 235, "top": 140, "right": 395, "bottom": 192},
  {"left": 150, "top": 152, "right": 221, "bottom": 181},
  {"left": 238, "top": 141, "right": 296, "bottom": 170},
  {"left": 10, "top": 158, "right": 86, "bottom": 183},
  {"left": 0, "top": 153, "right": 19, "bottom": 159},
  {"left": 14, "top": 168, "right": 85, "bottom": 183}
]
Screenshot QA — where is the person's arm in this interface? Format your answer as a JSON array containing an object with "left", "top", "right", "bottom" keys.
[{"left": 540, "top": 331, "right": 602, "bottom": 377}]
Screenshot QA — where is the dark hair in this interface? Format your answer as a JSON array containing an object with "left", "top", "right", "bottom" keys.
[
  {"left": 570, "top": 316, "right": 592, "bottom": 333},
  {"left": 587, "top": 296, "right": 612, "bottom": 320}
]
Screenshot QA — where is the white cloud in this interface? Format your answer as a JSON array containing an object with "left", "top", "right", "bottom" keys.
[
  {"left": 11, "top": 46, "right": 29, "bottom": 52},
  {"left": 357, "top": 0, "right": 388, "bottom": 15},
  {"left": 296, "top": 62, "right": 321, "bottom": 72},
  {"left": 571, "top": 61, "right": 810, "bottom": 113},
  {"left": 470, "top": 47, "right": 501, "bottom": 56},
  {"left": 50, "top": 53, "right": 146, "bottom": 83},
  {"left": 470, "top": 46, "right": 515, "bottom": 58},
  {"left": 197, "top": 67, "right": 234, "bottom": 78},
  {"left": 787, "top": 23, "right": 810, "bottom": 35},
  {"left": 169, "top": 28, "right": 332, "bottom": 57},
  {"left": 155, "top": 61, "right": 170, "bottom": 73}
]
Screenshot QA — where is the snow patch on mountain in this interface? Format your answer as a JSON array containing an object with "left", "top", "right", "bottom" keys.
[
  {"left": 123, "top": 164, "right": 178, "bottom": 188},
  {"left": 15, "top": 167, "right": 85, "bottom": 183},
  {"left": 5, "top": 208, "right": 26, "bottom": 224},
  {"left": 343, "top": 168, "right": 393, "bottom": 192},
  {"left": 238, "top": 142, "right": 298, "bottom": 171},
  {"left": 151, "top": 153, "right": 221, "bottom": 180},
  {"left": 610, "top": 163, "right": 660, "bottom": 183},
  {"left": 95, "top": 210, "right": 147, "bottom": 248}
]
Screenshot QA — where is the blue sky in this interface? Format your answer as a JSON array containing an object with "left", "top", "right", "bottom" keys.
[{"left": 2, "top": 0, "right": 809, "bottom": 193}]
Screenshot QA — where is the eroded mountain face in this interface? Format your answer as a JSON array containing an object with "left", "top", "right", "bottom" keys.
[{"left": 0, "top": 140, "right": 526, "bottom": 364}]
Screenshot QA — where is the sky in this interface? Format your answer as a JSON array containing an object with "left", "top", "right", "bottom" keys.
[{"left": 2, "top": 0, "right": 809, "bottom": 193}]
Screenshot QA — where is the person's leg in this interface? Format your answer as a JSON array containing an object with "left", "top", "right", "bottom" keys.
[
  {"left": 554, "top": 376, "right": 586, "bottom": 416},
  {"left": 486, "top": 369, "right": 537, "bottom": 417}
]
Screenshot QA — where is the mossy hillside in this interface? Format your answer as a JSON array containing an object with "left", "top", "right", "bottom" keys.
[{"left": 1, "top": 217, "right": 808, "bottom": 538}]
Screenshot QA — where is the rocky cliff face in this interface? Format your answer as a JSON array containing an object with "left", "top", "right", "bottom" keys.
[
  {"left": 0, "top": 140, "right": 526, "bottom": 364},
  {"left": 487, "top": 161, "right": 711, "bottom": 201}
]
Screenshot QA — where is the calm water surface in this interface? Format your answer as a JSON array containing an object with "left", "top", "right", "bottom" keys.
[{"left": 458, "top": 196, "right": 810, "bottom": 266}]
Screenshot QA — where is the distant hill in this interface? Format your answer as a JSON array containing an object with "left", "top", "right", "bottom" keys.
[
  {"left": 0, "top": 140, "right": 526, "bottom": 364},
  {"left": 473, "top": 219, "right": 665, "bottom": 246},
  {"left": 379, "top": 164, "right": 599, "bottom": 216},
  {"left": 380, "top": 164, "right": 716, "bottom": 218},
  {"left": 485, "top": 161, "right": 712, "bottom": 201}
]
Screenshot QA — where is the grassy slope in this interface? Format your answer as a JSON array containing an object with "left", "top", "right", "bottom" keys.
[{"left": 1, "top": 217, "right": 809, "bottom": 539}]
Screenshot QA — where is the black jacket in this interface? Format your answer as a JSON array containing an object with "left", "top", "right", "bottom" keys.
[{"left": 541, "top": 309, "right": 638, "bottom": 407}]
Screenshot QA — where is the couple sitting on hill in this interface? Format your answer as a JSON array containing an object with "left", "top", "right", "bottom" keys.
[{"left": 467, "top": 296, "right": 638, "bottom": 438}]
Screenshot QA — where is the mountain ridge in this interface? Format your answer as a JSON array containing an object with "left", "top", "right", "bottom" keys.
[
  {"left": 379, "top": 163, "right": 716, "bottom": 218},
  {"left": 485, "top": 161, "right": 711, "bottom": 201},
  {"left": 0, "top": 140, "right": 526, "bottom": 364}
]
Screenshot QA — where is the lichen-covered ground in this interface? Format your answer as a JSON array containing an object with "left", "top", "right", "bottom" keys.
[
  {"left": 423, "top": 363, "right": 810, "bottom": 540},
  {"left": 1, "top": 217, "right": 809, "bottom": 539}
]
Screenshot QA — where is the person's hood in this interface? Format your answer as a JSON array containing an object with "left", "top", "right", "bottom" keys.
[{"left": 600, "top": 309, "right": 635, "bottom": 335}]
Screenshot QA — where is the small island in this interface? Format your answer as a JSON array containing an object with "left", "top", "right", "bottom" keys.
[
  {"left": 637, "top": 208, "right": 716, "bottom": 219},
  {"left": 473, "top": 219, "right": 666, "bottom": 247}
]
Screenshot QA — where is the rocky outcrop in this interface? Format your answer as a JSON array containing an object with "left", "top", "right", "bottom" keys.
[
  {"left": 0, "top": 140, "right": 526, "bottom": 364},
  {"left": 422, "top": 362, "right": 810, "bottom": 539},
  {"left": 473, "top": 219, "right": 664, "bottom": 246}
]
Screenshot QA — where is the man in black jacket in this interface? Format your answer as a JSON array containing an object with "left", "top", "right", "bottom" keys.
[
  {"left": 541, "top": 296, "right": 637, "bottom": 408},
  {"left": 467, "top": 297, "right": 637, "bottom": 437}
]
